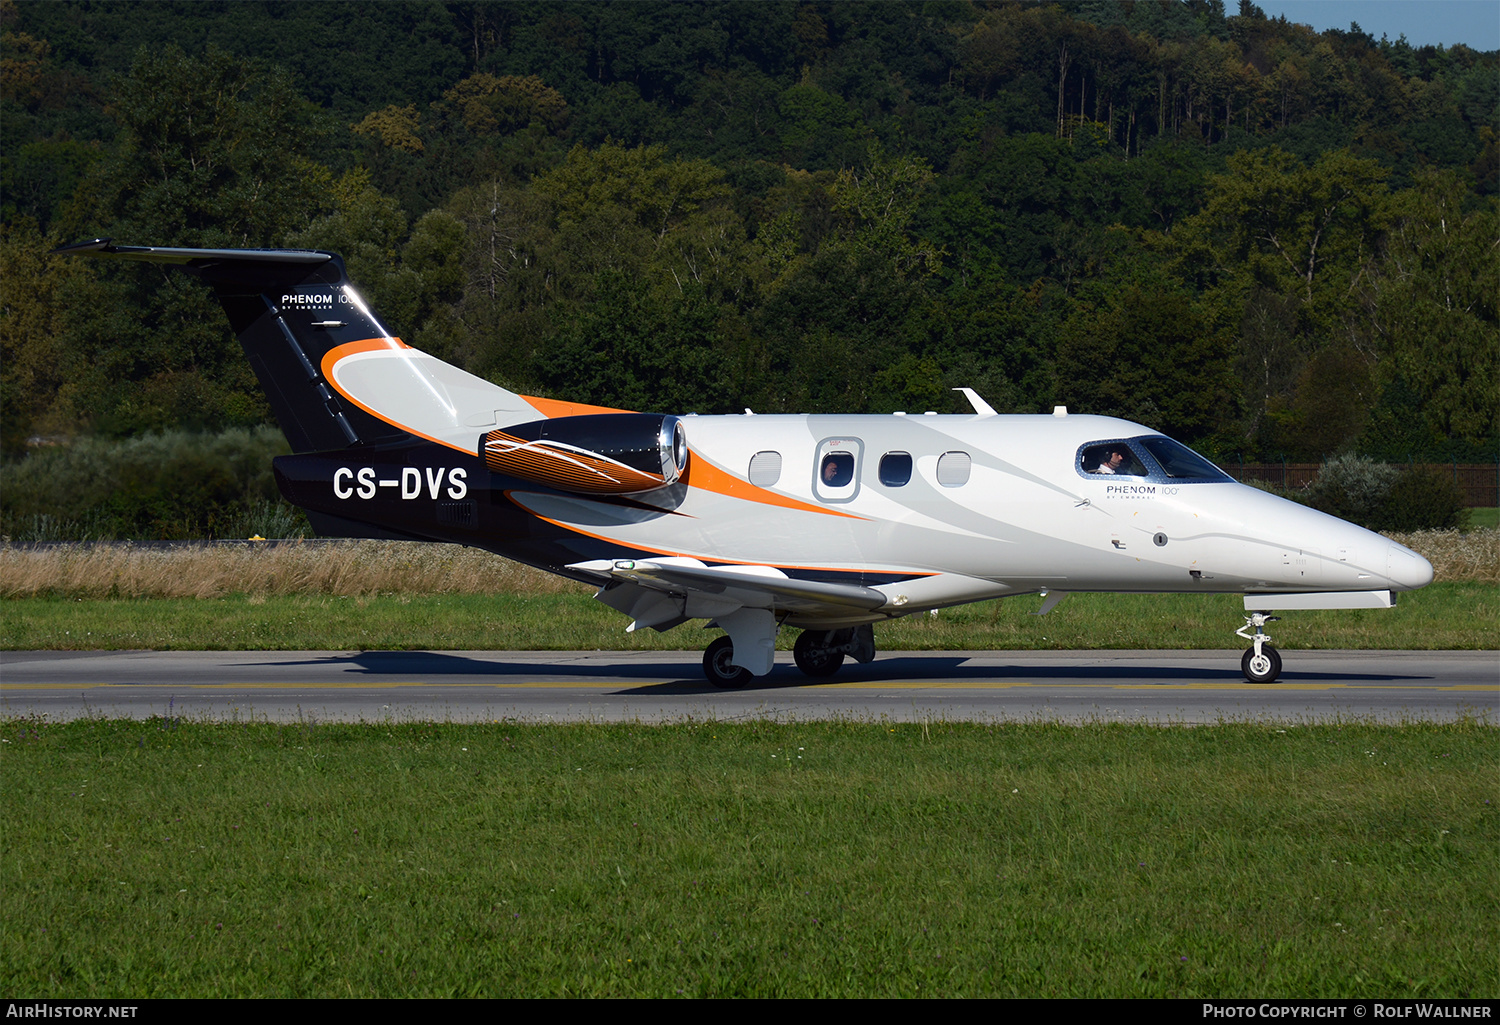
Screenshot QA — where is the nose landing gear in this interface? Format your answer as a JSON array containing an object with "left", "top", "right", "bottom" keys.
[{"left": 1236, "top": 612, "right": 1283, "bottom": 683}]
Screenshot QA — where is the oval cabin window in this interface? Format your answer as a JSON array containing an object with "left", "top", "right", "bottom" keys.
[
  {"left": 936, "top": 451, "right": 971, "bottom": 487},
  {"left": 748, "top": 450, "right": 782, "bottom": 487},
  {"left": 879, "top": 452, "right": 913, "bottom": 487}
]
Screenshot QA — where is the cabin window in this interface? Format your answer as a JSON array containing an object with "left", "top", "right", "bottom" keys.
[
  {"left": 879, "top": 452, "right": 913, "bottom": 487},
  {"left": 814, "top": 438, "right": 862, "bottom": 502},
  {"left": 1080, "top": 443, "right": 1148, "bottom": 477},
  {"left": 820, "top": 452, "right": 855, "bottom": 488},
  {"left": 936, "top": 451, "right": 971, "bottom": 487},
  {"left": 748, "top": 450, "right": 782, "bottom": 487}
]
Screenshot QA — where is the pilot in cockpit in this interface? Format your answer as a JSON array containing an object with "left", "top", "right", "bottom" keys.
[
  {"left": 1092, "top": 448, "right": 1126, "bottom": 474},
  {"left": 1085, "top": 445, "right": 1145, "bottom": 476}
]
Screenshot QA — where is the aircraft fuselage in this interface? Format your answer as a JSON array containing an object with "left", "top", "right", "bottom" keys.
[
  {"left": 273, "top": 411, "right": 1432, "bottom": 633},
  {"left": 56, "top": 240, "right": 1434, "bottom": 684}
]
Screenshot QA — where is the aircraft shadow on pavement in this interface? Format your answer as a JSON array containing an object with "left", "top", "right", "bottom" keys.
[
  {"left": 229, "top": 650, "right": 1428, "bottom": 694},
  {"left": 231, "top": 650, "right": 683, "bottom": 680},
  {"left": 611, "top": 659, "right": 1429, "bottom": 694}
]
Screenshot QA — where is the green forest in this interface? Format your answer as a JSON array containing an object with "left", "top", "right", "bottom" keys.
[{"left": 3, "top": 0, "right": 1497, "bottom": 472}]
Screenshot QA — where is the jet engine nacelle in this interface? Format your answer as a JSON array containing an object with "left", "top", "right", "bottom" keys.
[{"left": 481, "top": 413, "right": 688, "bottom": 495}]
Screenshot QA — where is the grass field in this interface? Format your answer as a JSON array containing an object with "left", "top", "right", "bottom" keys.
[
  {"left": 4, "top": 537, "right": 1494, "bottom": 999},
  {"left": 1, "top": 530, "right": 1495, "bottom": 651},
  {"left": 2, "top": 582, "right": 1496, "bottom": 651},
  {"left": 3, "top": 530, "right": 1495, "bottom": 602},
  {"left": 2, "top": 717, "right": 1494, "bottom": 998}
]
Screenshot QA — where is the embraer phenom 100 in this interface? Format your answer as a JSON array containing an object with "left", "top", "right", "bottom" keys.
[{"left": 58, "top": 240, "right": 1435, "bottom": 686}]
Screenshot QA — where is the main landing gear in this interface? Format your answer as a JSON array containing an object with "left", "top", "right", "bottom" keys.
[
  {"left": 701, "top": 625, "right": 877, "bottom": 688},
  {"left": 702, "top": 636, "right": 752, "bottom": 689},
  {"left": 793, "top": 629, "right": 845, "bottom": 677},
  {"left": 1236, "top": 611, "right": 1283, "bottom": 683}
]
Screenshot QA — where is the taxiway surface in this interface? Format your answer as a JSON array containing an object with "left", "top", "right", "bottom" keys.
[{"left": 1, "top": 649, "right": 1494, "bottom": 723}]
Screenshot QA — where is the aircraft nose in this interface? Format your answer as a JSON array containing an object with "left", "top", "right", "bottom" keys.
[{"left": 1387, "top": 540, "right": 1434, "bottom": 591}]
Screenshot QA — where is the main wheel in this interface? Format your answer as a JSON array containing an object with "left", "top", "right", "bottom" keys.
[
  {"left": 793, "top": 630, "right": 845, "bottom": 678},
  {"left": 703, "top": 636, "right": 752, "bottom": 689},
  {"left": 1241, "top": 645, "right": 1282, "bottom": 684}
]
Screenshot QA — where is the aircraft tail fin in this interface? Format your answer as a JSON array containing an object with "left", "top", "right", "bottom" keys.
[{"left": 53, "top": 239, "right": 537, "bottom": 454}]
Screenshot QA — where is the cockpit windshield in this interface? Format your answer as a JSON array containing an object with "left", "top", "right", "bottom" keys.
[
  {"left": 1136, "top": 437, "right": 1232, "bottom": 481},
  {"left": 1077, "top": 436, "right": 1233, "bottom": 483}
]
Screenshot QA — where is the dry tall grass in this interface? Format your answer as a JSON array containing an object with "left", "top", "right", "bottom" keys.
[
  {"left": 1385, "top": 528, "right": 1500, "bottom": 585},
  {"left": 2, "top": 529, "right": 1495, "bottom": 599},
  {"left": 0, "top": 541, "right": 586, "bottom": 599}
]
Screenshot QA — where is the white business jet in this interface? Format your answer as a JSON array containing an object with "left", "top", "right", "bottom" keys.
[{"left": 57, "top": 240, "right": 1434, "bottom": 685}]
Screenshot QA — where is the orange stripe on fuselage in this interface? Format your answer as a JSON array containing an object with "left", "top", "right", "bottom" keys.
[
  {"left": 322, "top": 352, "right": 856, "bottom": 520},
  {"left": 320, "top": 336, "right": 410, "bottom": 380},
  {"left": 519, "top": 396, "right": 857, "bottom": 520},
  {"left": 519, "top": 395, "right": 633, "bottom": 418},
  {"left": 681, "top": 449, "right": 863, "bottom": 519},
  {"left": 320, "top": 337, "right": 471, "bottom": 454}
]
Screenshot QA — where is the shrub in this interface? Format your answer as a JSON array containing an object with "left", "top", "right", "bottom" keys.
[
  {"left": 1307, "top": 454, "right": 1400, "bottom": 526},
  {"left": 1302, "top": 455, "right": 1470, "bottom": 531},
  {"left": 0, "top": 428, "right": 309, "bottom": 540},
  {"left": 1379, "top": 467, "right": 1468, "bottom": 532}
]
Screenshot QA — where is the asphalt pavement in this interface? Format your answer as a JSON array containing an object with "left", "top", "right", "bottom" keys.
[{"left": 2, "top": 648, "right": 1494, "bottom": 724}]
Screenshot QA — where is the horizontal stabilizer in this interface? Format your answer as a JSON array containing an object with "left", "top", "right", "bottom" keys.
[{"left": 51, "top": 239, "right": 331, "bottom": 268}]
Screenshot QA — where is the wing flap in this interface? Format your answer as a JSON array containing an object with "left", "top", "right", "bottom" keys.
[{"left": 573, "top": 558, "right": 888, "bottom": 617}]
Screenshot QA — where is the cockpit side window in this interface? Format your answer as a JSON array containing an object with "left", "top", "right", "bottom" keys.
[{"left": 1080, "top": 443, "right": 1148, "bottom": 477}]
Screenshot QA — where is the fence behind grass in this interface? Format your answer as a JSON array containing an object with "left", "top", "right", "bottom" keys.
[{"left": 1225, "top": 463, "right": 1498, "bottom": 507}]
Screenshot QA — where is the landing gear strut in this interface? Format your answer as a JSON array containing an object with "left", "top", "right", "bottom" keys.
[{"left": 1236, "top": 611, "right": 1283, "bottom": 683}]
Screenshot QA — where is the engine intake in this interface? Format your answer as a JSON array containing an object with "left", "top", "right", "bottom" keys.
[{"left": 481, "top": 413, "right": 688, "bottom": 495}]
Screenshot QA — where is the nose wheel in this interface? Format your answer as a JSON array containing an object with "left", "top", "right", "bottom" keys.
[
  {"left": 1236, "top": 612, "right": 1283, "bottom": 683},
  {"left": 1241, "top": 645, "right": 1282, "bottom": 683}
]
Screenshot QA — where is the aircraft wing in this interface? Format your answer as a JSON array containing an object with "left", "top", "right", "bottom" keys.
[
  {"left": 569, "top": 558, "right": 888, "bottom": 631},
  {"left": 613, "top": 560, "right": 888, "bottom": 611}
]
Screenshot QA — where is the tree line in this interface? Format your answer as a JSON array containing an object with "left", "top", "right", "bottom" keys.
[{"left": 2, "top": 0, "right": 1496, "bottom": 468}]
